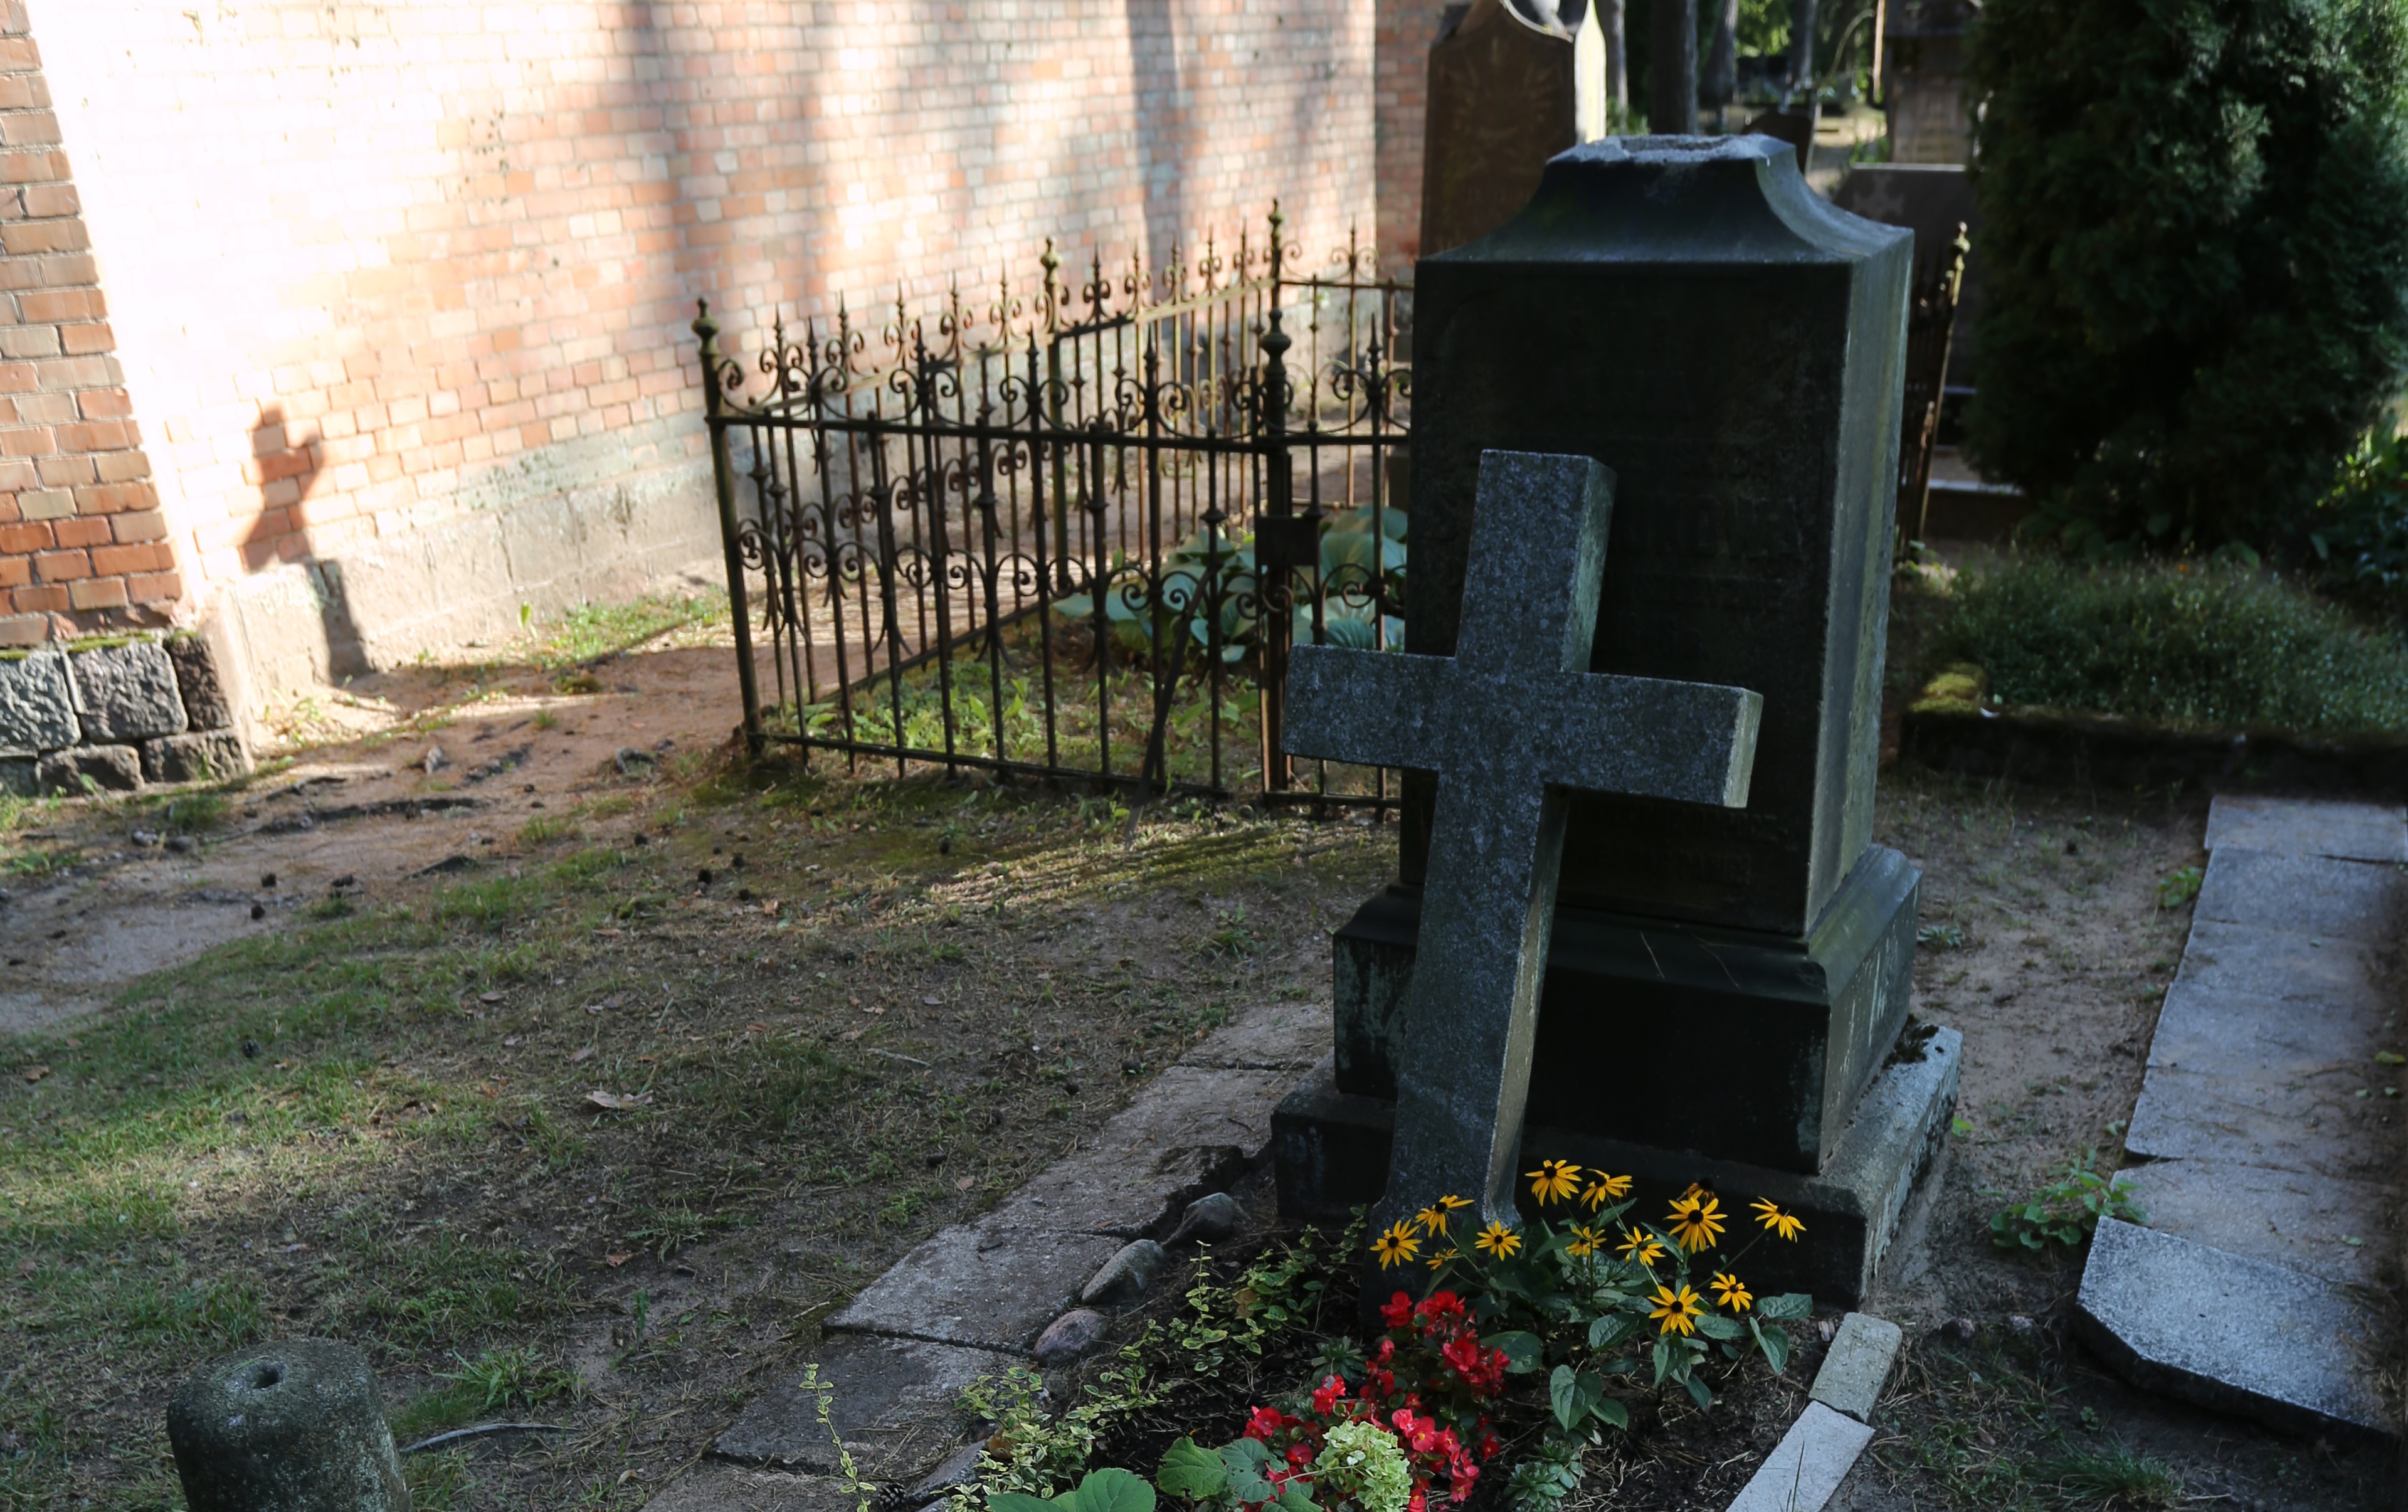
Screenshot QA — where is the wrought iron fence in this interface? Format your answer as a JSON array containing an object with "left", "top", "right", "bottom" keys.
[{"left": 691, "top": 206, "right": 1410, "bottom": 805}]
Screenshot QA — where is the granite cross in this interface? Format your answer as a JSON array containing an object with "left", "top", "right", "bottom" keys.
[{"left": 1284, "top": 450, "right": 1763, "bottom": 1238}]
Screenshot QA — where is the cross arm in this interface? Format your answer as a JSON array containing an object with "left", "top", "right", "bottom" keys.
[
  {"left": 1282, "top": 644, "right": 1454, "bottom": 771},
  {"left": 1538, "top": 672, "right": 1763, "bottom": 807}
]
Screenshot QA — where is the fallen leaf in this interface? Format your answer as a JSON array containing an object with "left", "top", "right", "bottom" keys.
[
  {"left": 586, "top": 1089, "right": 652, "bottom": 1112},
  {"left": 275, "top": 1242, "right": 310, "bottom": 1255},
  {"left": 16, "top": 1257, "right": 35, "bottom": 1275},
  {"left": 479, "top": 1082, "right": 501, "bottom": 1098},
  {"left": 62, "top": 1037, "right": 78, "bottom": 1049},
  {"left": 2378, "top": 1051, "right": 2405, "bottom": 1066},
  {"left": 21, "top": 1065, "right": 48, "bottom": 1084},
  {"left": 503, "top": 1035, "right": 522, "bottom": 1047},
  {"left": 841, "top": 1027, "right": 864, "bottom": 1041},
  {"left": 605, "top": 1251, "right": 635, "bottom": 1267},
  {"left": 746, "top": 1022, "right": 768, "bottom": 1034},
  {"left": 570, "top": 1046, "right": 596, "bottom": 1063},
  {"left": 955, "top": 1176, "right": 974, "bottom": 1191},
  {"left": 594, "top": 927, "right": 623, "bottom": 938},
  {"left": 480, "top": 991, "right": 505, "bottom": 1004},
  {"left": 922, "top": 996, "right": 941, "bottom": 1007}
]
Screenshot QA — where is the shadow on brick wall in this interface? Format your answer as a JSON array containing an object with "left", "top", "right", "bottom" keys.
[{"left": 238, "top": 404, "right": 366, "bottom": 682}]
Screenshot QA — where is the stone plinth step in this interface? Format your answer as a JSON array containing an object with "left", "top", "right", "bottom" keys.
[
  {"left": 1274, "top": 1027, "right": 1962, "bottom": 1304},
  {"left": 2075, "top": 1219, "right": 2390, "bottom": 1440}
]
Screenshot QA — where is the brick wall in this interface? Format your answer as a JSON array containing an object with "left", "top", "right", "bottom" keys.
[
  {"left": 0, "top": 1, "right": 169, "bottom": 647},
  {"left": 3, "top": 0, "right": 1376, "bottom": 691},
  {"left": 1376, "top": 0, "right": 1442, "bottom": 275}
]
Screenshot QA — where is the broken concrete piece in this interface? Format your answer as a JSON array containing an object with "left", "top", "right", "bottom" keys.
[
  {"left": 825, "top": 1220, "right": 1123, "bottom": 1355},
  {"left": 1807, "top": 1313, "right": 1901, "bottom": 1422},
  {"left": 1726, "top": 1402, "right": 1874, "bottom": 1512},
  {"left": 2076, "top": 1219, "right": 2389, "bottom": 1437},
  {"left": 712, "top": 1333, "right": 1004, "bottom": 1483}
]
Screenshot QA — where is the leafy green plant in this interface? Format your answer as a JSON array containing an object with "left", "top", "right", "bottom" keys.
[
  {"left": 995, "top": 1468, "right": 1163, "bottom": 1512},
  {"left": 1965, "top": 0, "right": 2408, "bottom": 553},
  {"left": 1916, "top": 923, "right": 1966, "bottom": 950},
  {"left": 444, "top": 1344, "right": 580, "bottom": 1411},
  {"left": 1928, "top": 558, "right": 2408, "bottom": 732},
  {"left": 2313, "top": 428, "right": 2408, "bottom": 595},
  {"left": 1990, "top": 1151, "right": 2145, "bottom": 1252},
  {"left": 2037, "top": 1441, "right": 2181, "bottom": 1506},
  {"left": 2155, "top": 867, "right": 2203, "bottom": 909}
]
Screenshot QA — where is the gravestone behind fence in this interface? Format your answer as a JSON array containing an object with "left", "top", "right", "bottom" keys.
[
  {"left": 1275, "top": 137, "right": 1960, "bottom": 1303},
  {"left": 1419, "top": 0, "right": 1578, "bottom": 258}
]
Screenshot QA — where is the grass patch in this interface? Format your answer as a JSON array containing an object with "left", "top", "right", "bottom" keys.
[
  {"left": 1926, "top": 556, "right": 2408, "bottom": 731},
  {"left": 536, "top": 592, "right": 727, "bottom": 672}
]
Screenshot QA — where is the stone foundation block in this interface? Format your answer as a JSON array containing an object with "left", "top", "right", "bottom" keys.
[
  {"left": 0, "top": 649, "right": 77, "bottom": 753},
  {"left": 142, "top": 729, "right": 248, "bottom": 785},
  {"left": 713, "top": 1333, "right": 1006, "bottom": 1484},
  {"left": 38, "top": 744, "right": 141, "bottom": 794},
  {"left": 0, "top": 754, "right": 33, "bottom": 796},
  {"left": 1274, "top": 1027, "right": 1962, "bottom": 1305},
  {"left": 68, "top": 641, "right": 187, "bottom": 743},
  {"left": 165, "top": 633, "right": 235, "bottom": 730}
]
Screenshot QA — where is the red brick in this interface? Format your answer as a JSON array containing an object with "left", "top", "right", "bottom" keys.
[
  {"left": 125, "top": 568, "right": 182, "bottom": 605},
  {"left": 11, "top": 583, "right": 67, "bottom": 614},
  {"left": 49, "top": 514, "right": 104, "bottom": 548},
  {"left": 0, "top": 554, "right": 25, "bottom": 588},
  {"left": 66, "top": 574, "right": 127, "bottom": 610},
  {"left": 89, "top": 540, "right": 169, "bottom": 576},
  {"left": 29, "top": 546, "right": 85, "bottom": 580},
  {"left": 0, "top": 519, "right": 46, "bottom": 552}
]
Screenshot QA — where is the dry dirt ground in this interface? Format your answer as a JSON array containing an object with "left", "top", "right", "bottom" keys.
[{"left": 1, "top": 608, "right": 2397, "bottom": 1511}]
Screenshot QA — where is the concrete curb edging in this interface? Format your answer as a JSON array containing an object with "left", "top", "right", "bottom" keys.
[{"left": 1725, "top": 1312, "right": 1901, "bottom": 1512}]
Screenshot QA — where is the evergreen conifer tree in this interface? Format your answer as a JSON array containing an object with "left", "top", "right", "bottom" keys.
[{"left": 1965, "top": 0, "right": 2408, "bottom": 552}]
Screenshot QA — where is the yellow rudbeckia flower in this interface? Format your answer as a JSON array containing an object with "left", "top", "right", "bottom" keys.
[
  {"left": 1580, "top": 1172, "right": 1632, "bottom": 1208},
  {"left": 1526, "top": 1159, "right": 1583, "bottom": 1205},
  {"left": 1615, "top": 1226, "right": 1665, "bottom": 1266},
  {"left": 1371, "top": 1221, "right": 1422, "bottom": 1269},
  {"left": 1667, "top": 1192, "right": 1725, "bottom": 1252},
  {"left": 1425, "top": 1244, "right": 1460, "bottom": 1271},
  {"left": 1474, "top": 1220, "right": 1522, "bottom": 1258},
  {"left": 1565, "top": 1224, "right": 1602, "bottom": 1258},
  {"left": 1649, "top": 1282, "right": 1705, "bottom": 1336},
  {"left": 1750, "top": 1198, "right": 1806, "bottom": 1241},
  {"left": 1710, "top": 1271, "right": 1753, "bottom": 1311}
]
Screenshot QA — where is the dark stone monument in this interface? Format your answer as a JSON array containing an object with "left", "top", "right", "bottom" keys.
[
  {"left": 1420, "top": 0, "right": 1578, "bottom": 258},
  {"left": 1283, "top": 450, "right": 1761, "bottom": 1237},
  {"left": 1274, "top": 136, "right": 1958, "bottom": 1303},
  {"left": 1830, "top": 163, "right": 1982, "bottom": 386},
  {"left": 167, "top": 1339, "right": 408, "bottom": 1512},
  {"left": 1649, "top": 0, "right": 1698, "bottom": 134}
]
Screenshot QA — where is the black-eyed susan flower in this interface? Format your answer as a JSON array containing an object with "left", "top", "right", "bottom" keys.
[
  {"left": 1372, "top": 1221, "right": 1422, "bottom": 1269},
  {"left": 1526, "top": 1159, "right": 1583, "bottom": 1205},
  {"left": 1566, "top": 1224, "right": 1602, "bottom": 1258},
  {"left": 1710, "top": 1271, "right": 1753, "bottom": 1311},
  {"left": 1416, "top": 1194, "right": 1472, "bottom": 1237},
  {"left": 1580, "top": 1172, "right": 1632, "bottom": 1208},
  {"left": 1474, "top": 1220, "right": 1522, "bottom": 1258},
  {"left": 1649, "top": 1282, "right": 1705, "bottom": 1336},
  {"left": 1750, "top": 1198, "right": 1805, "bottom": 1241},
  {"left": 1615, "top": 1226, "right": 1665, "bottom": 1266},
  {"left": 1425, "top": 1244, "right": 1460, "bottom": 1271},
  {"left": 1667, "top": 1192, "right": 1725, "bottom": 1252}
]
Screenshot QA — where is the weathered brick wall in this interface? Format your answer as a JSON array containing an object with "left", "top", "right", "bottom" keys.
[
  {"left": 0, "top": 1, "right": 169, "bottom": 648},
  {"left": 1376, "top": 0, "right": 1442, "bottom": 274},
  {"left": 4, "top": 0, "right": 1376, "bottom": 697}
]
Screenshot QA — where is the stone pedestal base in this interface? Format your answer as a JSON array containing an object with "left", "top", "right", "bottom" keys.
[
  {"left": 1272, "top": 1025, "right": 1962, "bottom": 1304},
  {"left": 1330, "top": 847, "right": 1921, "bottom": 1174}
]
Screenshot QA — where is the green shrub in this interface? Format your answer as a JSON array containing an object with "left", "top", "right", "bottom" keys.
[
  {"left": 1965, "top": 0, "right": 2408, "bottom": 554},
  {"left": 1930, "top": 558, "right": 2408, "bottom": 731},
  {"left": 2314, "top": 429, "right": 2408, "bottom": 594}
]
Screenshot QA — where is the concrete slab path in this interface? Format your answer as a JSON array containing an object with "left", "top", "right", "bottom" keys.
[{"left": 2078, "top": 796, "right": 2407, "bottom": 1439}]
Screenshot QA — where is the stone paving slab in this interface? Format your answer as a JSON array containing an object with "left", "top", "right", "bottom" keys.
[
  {"left": 2205, "top": 796, "right": 2408, "bottom": 863},
  {"left": 642, "top": 1464, "right": 857, "bottom": 1512},
  {"left": 2174, "top": 920, "right": 2391, "bottom": 1011},
  {"left": 2194, "top": 847, "right": 2408, "bottom": 946},
  {"left": 1175, "top": 998, "right": 1326, "bottom": 1071},
  {"left": 1807, "top": 1313, "right": 1900, "bottom": 1422},
  {"left": 992, "top": 1064, "right": 1300, "bottom": 1237},
  {"left": 2123, "top": 1156, "right": 2392, "bottom": 1288},
  {"left": 823, "top": 1220, "right": 1125, "bottom": 1355},
  {"left": 2076, "top": 1219, "right": 2389, "bottom": 1438},
  {"left": 714, "top": 1332, "right": 1008, "bottom": 1481},
  {"left": 2124, "top": 1065, "right": 2387, "bottom": 1183},
  {"left": 1726, "top": 1402, "right": 1875, "bottom": 1512}
]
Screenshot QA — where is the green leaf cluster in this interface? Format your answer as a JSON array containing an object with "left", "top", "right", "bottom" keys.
[
  {"left": 1965, "top": 0, "right": 2408, "bottom": 554},
  {"left": 1990, "top": 1150, "right": 2146, "bottom": 1251},
  {"left": 992, "top": 1468, "right": 1160, "bottom": 1512}
]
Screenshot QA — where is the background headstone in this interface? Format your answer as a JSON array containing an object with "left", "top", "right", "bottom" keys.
[
  {"left": 1830, "top": 164, "right": 1980, "bottom": 386},
  {"left": 1326, "top": 136, "right": 1920, "bottom": 1176},
  {"left": 1419, "top": 0, "right": 1578, "bottom": 258}
]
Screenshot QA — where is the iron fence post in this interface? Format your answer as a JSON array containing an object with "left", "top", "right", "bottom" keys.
[
  {"left": 694, "top": 299, "right": 764, "bottom": 758},
  {"left": 1257, "top": 203, "right": 1296, "bottom": 796}
]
